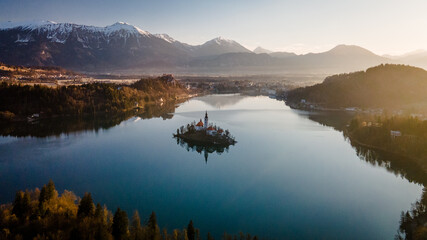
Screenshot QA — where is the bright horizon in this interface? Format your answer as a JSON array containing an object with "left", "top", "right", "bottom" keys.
[{"left": 1, "top": 0, "right": 427, "bottom": 55}]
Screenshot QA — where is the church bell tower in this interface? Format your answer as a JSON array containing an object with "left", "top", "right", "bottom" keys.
[{"left": 204, "top": 111, "right": 208, "bottom": 129}]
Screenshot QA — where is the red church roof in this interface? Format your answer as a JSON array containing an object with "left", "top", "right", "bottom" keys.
[
  {"left": 207, "top": 126, "right": 215, "bottom": 131},
  {"left": 196, "top": 121, "right": 204, "bottom": 127}
]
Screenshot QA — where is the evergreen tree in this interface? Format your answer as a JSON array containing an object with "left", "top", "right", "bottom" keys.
[
  {"left": 45, "top": 179, "right": 56, "bottom": 200},
  {"left": 112, "top": 208, "right": 129, "bottom": 240},
  {"left": 77, "top": 192, "right": 94, "bottom": 218},
  {"left": 12, "top": 191, "right": 30, "bottom": 219},
  {"left": 38, "top": 179, "right": 57, "bottom": 209},
  {"left": 147, "top": 211, "right": 161, "bottom": 240},
  {"left": 12, "top": 191, "right": 23, "bottom": 217},
  {"left": 94, "top": 203, "right": 103, "bottom": 219},
  {"left": 187, "top": 220, "right": 195, "bottom": 240}
]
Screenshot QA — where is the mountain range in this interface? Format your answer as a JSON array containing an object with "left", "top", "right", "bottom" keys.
[{"left": 1, "top": 20, "right": 426, "bottom": 74}]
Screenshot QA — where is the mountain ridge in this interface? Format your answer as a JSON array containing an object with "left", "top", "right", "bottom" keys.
[{"left": 0, "top": 20, "right": 421, "bottom": 74}]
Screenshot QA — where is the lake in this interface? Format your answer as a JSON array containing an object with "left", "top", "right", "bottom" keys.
[{"left": 0, "top": 94, "right": 423, "bottom": 239}]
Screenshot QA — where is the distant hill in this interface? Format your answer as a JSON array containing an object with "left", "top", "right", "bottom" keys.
[
  {"left": 286, "top": 64, "right": 427, "bottom": 109},
  {"left": 191, "top": 37, "right": 251, "bottom": 57},
  {"left": 385, "top": 50, "right": 427, "bottom": 70},
  {"left": 278, "top": 45, "right": 392, "bottom": 73},
  {"left": 269, "top": 51, "right": 297, "bottom": 58},
  {"left": 189, "top": 45, "right": 393, "bottom": 74},
  {"left": 253, "top": 46, "right": 273, "bottom": 54},
  {"left": 190, "top": 52, "right": 277, "bottom": 68}
]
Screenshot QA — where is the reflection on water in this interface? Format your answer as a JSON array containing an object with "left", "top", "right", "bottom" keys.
[
  {"left": 350, "top": 140, "right": 427, "bottom": 186},
  {"left": 294, "top": 108, "right": 427, "bottom": 239},
  {"left": 0, "top": 100, "right": 183, "bottom": 138},
  {"left": 195, "top": 94, "right": 247, "bottom": 109},
  {"left": 295, "top": 109, "right": 427, "bottom": 186},
  {"left": 175, "top": 137, "right": 231, "bottom": 162}
]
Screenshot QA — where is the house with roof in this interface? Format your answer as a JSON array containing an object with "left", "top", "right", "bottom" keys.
[
  {"left": 195, "top": 119, "right": 204, "bottom": 131},
  {"left": 206, "top": 126, "right": 216, "bottom": 135}
]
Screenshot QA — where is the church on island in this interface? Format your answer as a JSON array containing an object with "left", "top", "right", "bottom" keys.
[
  {"left": 195, "top": 111, "right": 224, "bottom": 136},
  {"left": 173, "top": 110, "right": 236, "bottom": 148}
]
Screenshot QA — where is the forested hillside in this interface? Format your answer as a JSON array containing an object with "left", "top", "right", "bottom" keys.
[
  {"left": 287, "top": 64, "right": 427, "bottom": 109},
  {"left": 0, "top": 75, "right": 189, "bottom": 120}
]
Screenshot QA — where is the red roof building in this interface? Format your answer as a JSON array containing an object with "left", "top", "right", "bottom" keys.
[{"left": 196, "top": 120, "right": 204, "bottom": 127}]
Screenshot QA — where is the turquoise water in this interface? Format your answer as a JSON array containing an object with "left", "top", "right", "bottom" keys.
[{"left": 0, "top": 94, "right": 422, "bottom": 239}]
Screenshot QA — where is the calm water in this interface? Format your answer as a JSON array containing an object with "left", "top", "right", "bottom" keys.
[{"left": 0, "top": 94, "right": 423, "bottom": 239}]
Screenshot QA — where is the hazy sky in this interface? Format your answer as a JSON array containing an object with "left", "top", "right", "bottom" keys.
[{"left": 1, "top": 0, "right": 426, "bottom": 55}]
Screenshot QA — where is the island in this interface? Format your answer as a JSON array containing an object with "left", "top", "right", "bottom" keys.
[
  {"left": 173, "top": 111, "right": 236, "bottom": 162},
  {"left": 173, "top": 111, "right": 236, "bottom": 146}
]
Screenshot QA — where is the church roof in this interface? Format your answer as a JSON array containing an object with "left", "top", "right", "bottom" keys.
[
  {"left": 207, "top": 126, "right": 215, "bottom": 131},
  {"left": 196, "top": 120, "right": 204, "bottom": 127}
]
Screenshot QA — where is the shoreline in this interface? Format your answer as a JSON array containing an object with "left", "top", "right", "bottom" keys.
[
  {"left": 0, "top": 93, "right": 193, "bottom": 124},
  {"left": 344, "top": 130, "right": 427, "bottom": 172},
  {"left": 286, "top": 101, "right": 427, "bottom": 172}
]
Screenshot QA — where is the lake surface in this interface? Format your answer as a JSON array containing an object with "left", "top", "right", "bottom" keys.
[{"left": 0, "top": 94, "right": 423, "bottom": 239}]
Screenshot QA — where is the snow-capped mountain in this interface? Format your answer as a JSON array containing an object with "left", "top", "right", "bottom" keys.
[
  {"left": 0, "top": 21, "right": 252, "bottom": 70},
  {"left": 192, "top": 37, "right": 251, "bottom": 57},
  {"left": 0, "top": 20, "right": 151, "bottom": 44},
  {"left": 0, "top": 20, "right": 198, "bottom": 70}
]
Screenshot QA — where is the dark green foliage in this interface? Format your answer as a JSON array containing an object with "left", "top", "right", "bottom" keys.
[
  {"left": 94, "top": 203, "right": 103, "bottom": 219},
  {"left": 112, "top": 208, "right": 129, "bottom": 240},
  {"left": 77, "top": 193, "right": 95, "bottom": 218},
  {"left": 187, "top": 220, "right": 195, "bottom": 240},
  {"left": 347, "top": 116, "right": 427, "bottom": 164},
  {"left": 287, "top": 64, "right": 427, "bottom": 109},
  {"left": 0, "top": 76, "right": 188, "bottom": 119},
  {"left": 146, "top": 211, "right": 161, "bottom": 240},
  {"left": 38, "top": 179, "right": 57, "bottom": 210},
  {"left": 0, "top": 99, "right": 182, "bottom": 138},
  {"left": 398, "top": 188, "right": 427, "bottom": 240},
  {"left": 12, "top": 191, "right": 31, "bottom": 220}
]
